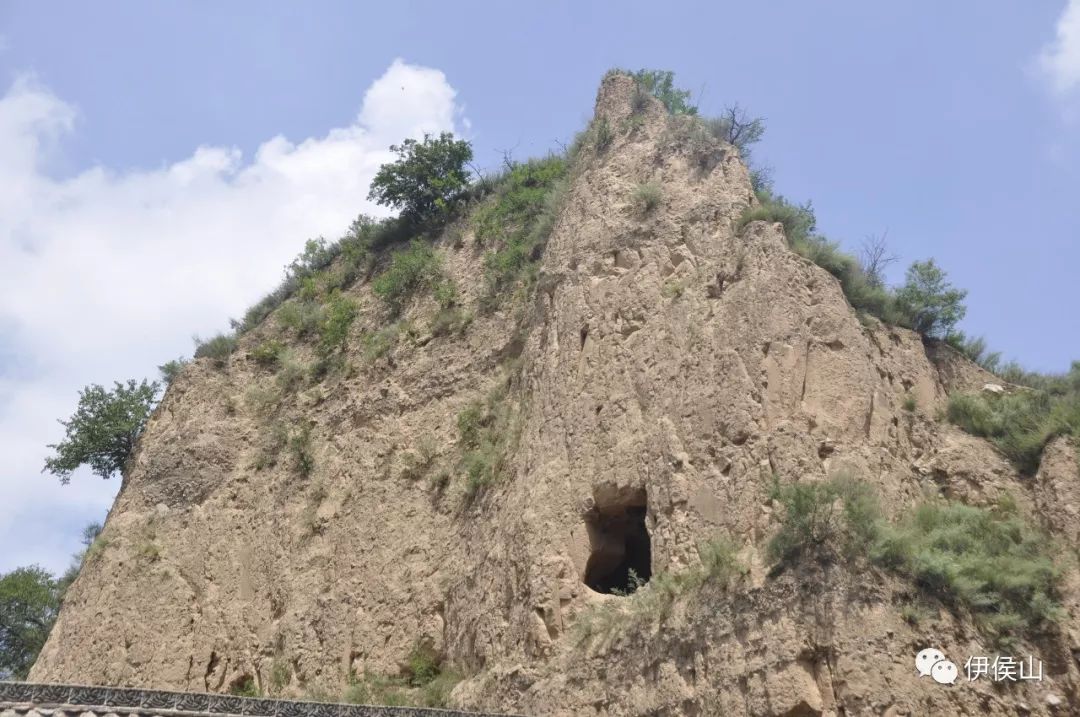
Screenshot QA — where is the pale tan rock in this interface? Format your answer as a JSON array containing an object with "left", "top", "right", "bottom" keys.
[{"left": 29, "top": 72, "right": 1080, "bottom": 716}]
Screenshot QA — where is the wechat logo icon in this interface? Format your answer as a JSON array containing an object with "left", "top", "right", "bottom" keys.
[{"left": 916, "top": 647, "right": 958, "bottom": 685}]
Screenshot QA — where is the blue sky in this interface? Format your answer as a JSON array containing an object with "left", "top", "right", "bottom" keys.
[{"left": 1, "top": 1, "right": 1078, "bottom": 573}]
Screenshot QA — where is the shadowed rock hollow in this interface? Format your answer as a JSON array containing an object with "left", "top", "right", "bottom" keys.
[{"left": 31, "top": 73, "right": 1080, "bottom": 716}]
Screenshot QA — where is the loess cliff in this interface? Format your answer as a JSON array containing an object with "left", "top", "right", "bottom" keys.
[{"left": 30, "top": 74, "right": 1080, "bottom": 716}]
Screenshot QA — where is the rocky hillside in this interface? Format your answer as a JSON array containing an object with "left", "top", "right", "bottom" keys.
[{"left": 31, "top": 73, "right": 1080, "bottom": 716}]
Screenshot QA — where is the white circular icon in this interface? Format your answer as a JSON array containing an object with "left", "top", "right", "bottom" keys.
[
  {"left": 915, "top": 647, "right": 947, "bottom": 678},
  {"left": 931, "top": 659, "right": 958, "bottom": 685}
]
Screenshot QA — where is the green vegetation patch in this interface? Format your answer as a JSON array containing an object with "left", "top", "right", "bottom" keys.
[
  {"left": 317, "top": 292, "right": 358, "bottom": 356},
  {"left": 575, "top": 536, "right": 745, "bottom": 647},
  {"left": 472, "top": 156, "right": 569, "bottom": 297},
  {"left": 947, "top": 379, "right": 1080, "bottom": 475},
  {"left": 873, "top": 500, "right": 1062, "bottom": 641},
  {"left": 456, "top": 382, "right": 524, "bottom": 500},
  {"left": 767, "top": 476, "right": 1063, "bottom": 642},
  {"left": 372, "top": 240, "right": 442, "bottom": 316}
]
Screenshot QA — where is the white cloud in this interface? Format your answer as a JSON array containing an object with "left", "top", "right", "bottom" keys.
[
  {"left": 1038, "top": 0, "right": 1080, "bottom": 96},
  {"left": 0, "top": 58, "right": 466, "bottom": 574}
]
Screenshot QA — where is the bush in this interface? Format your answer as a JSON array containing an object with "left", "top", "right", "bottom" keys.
[
  {"left": 251, "top": 339, "right": 285, "bottom": 368},
  {"left": 194, "top": 333, "right": 237, "bottom": 366},
  {"left": 456, "top": 387, "right": 521, "bottom": 500},
  {"left": 158, "top": 358, "right": 188, "bottom": 385},
  {"left": 629, "top": 69, "right": 697, "bottom": 115},
  {"left": 739, "top": 192, "right": 950, "bottom": 329},
  {"left": 871, "top": 500, "right": 1061, "bottom": 640},
  {"left": 947, "top": 389, "right": 1080, "bottom": 474},
  {"left": 946, "top": 332, "right": 1003, "bottom": 374},
  {"left": 593, "top": 118, "right": 614, "bottom": 152},
  {"left": 404, "top": 642, "right": 441, "bottom": 687},
  {"left": 277, "top": 299, "right": 325, "bottom": 337},
  {"left": 895, "top": 259, "right": 968, "bottom": 339},
  {"left": 289, "top": 423, "right": 315, "bottom": 478},
  {"left": 767, "top": 475, "right": 881, "bottom": 567},
  {"left": 737, "top": 190, "right": 817, "bottom": 244},
  {"left": 43, "top": 379, "right": 160, "bottom": 483},
  {"left": 368, "top": 132, "right": 473, "bottom": 226},
  {"left": 363, "top": 325, "right": 400, "bottom": 362},
  {"left": 474, "top": 156, "right": 570, "bottom": 297},
  {"left": 632, "top": 181, "right": 662, "bottom": 214},
  {"left": 705, "top": 105, "right": 765, "bottom": 158},
  {"left": 372, "top": 240, "right": 442, "bottom": 315},
  {"left": 318, "top": 292, "right": 358, "bottom": 356}
]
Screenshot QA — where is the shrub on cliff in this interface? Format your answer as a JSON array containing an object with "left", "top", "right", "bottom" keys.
[
  {"left": 767, "top": 475, "right": 881, "bottom": 566},
  {"left": 872, "top": 499, "right": 1062, "bottom": 640},
  {"left": 947, "top": 379, "right": 1080, "bottom": 474},
  {"left": 43, "top": 379, "right": 160, "bottom": 483},
  {"left": 629, "top": 69, "right": 697, "bottom": 115},
  {"left": 894, "top": 259, "right": 968, "bottom": 339},
  {"left": 372, "top": 240, "right": 442, "bottom": 315},
  {"left": 368, "top": 132, "right": 473, "bottom": 227}
]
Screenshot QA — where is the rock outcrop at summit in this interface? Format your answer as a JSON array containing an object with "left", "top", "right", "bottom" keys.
[{"left": 32, "top": 73, "right": 1080, "bottom": 716}]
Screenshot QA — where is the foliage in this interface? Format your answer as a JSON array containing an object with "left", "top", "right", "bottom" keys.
[
  {"left": 894, "top": 259, "right": 968, "bottom": 339},
  {"left": 372, "top": 240, "right": 442, "bottom": 315},
  {"left": 193, "top": 333, "right": 237, "bottom": 366},
  {"left": 363, "top": 324, "right": 400, "bottom": 362},
  {"left": 903, "top": 393, "right": 917, "bottom": 411},
  {"left": 632, "top": 181, "right": 662, "bottom": 215},
  {"left": 251, "top": 339, "right": 285, "bottom": 368},
  {"left": 574, "top": 536, "right": 745, "bottom": 647},
  {"left": 872, "top": 500, "right": 1062, "bottom": 640},
  {"left": 317, "top": 292, "right": 358, "bottom": 356},
  {"left": 737, "top": 192, "right": 971, "bottom": 332},
  {"left": 736, "top": 190, "right": 817, "bottom": 244},
  {"left": 946, "top": 332, "right": 1003, "bottom": 374},
  {"left": 289, "top": 423, "right": 315, "bottom": 478},
  {"left": 473, "top": 156, "right": 570, "bottom": 297},
  {"left": 43, "top": 379, "right": 159, "bottom": 483},
  {"left": 235, "top": 220, "right": 393, "bottom": 336},
  {"left": 766, "top": 475, "right": 1064, "bottom": 642},
  {"left": 593, "top": 118, "right": 614, "bottom": 152},
  {"left": 367, "top": 132, "right": 473, "bottom": 226},
  {"left": 0, "top": 566, "right": 60, "bottom": 679},
  {"left": 276, "top": 299, "right": 325, "bottom": 337},
  {"left": 630, "top": 69, "right": 697, "bottom": 115},
  {"left": 705, "top": 104, "right": 765, "bottom": 158},
  {"left": 767, "top": 475, "right": 881, "bottom": 567},
  {"left": 157, "top": 358, "right": 188, "bottom": 385},
  {"left": 456, "top": 384, "right": 522, "bottom": 499},
  {"left": 404, "top": 642, "right": 441, "bottom": 687},
  {"left": 946, "top": 383, "right": 1080, "bottom": 474},
  {"left": 229, "top": 675, "right": 260, "bottom": 698}
]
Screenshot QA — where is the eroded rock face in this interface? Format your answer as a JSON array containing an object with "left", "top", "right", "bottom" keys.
[{"left": 32, "top": 74, "right": 1080, "bottom": 715}]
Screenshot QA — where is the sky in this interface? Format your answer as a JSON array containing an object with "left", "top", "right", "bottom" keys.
[{"left": 1, "top": 1, "right": 1078, "bottom": 574}]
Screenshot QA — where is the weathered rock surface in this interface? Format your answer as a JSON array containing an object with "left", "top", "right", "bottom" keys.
[{"left": 31, "top": 74, "right": 1080, "bottom": 715}]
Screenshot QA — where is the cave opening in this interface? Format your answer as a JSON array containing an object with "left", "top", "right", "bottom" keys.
[{"left": 583, "top": 486, "right": 651, "bottom": 595}]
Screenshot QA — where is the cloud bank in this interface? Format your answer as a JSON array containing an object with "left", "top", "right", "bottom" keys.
[
  {"left": 0, "top": 59, "right": 465, "bottom": 573},
  {"left": 1039, "top": 0, "right": 1080, "bottom": 97}
]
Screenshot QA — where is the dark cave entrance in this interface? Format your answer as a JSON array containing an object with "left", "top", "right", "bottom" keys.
[{"left": 583, "top": 486, "right": 651, "bottom": 595}]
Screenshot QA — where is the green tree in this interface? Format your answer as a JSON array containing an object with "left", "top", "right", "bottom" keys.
[
  {"left": 0, "top": 566, "right": 60, "bottom": 679},
  {"left": 895, "top": 259, "right": 968, "bottom": 338},
  {"left": 43, "top": 379, "right": 159, "bottom": 484},
  {"left": 631, "top": 69, "right": 698, "bottom": 115},
  {"left": 367, "top": 132, "right": 473, "bottom": 225}
]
